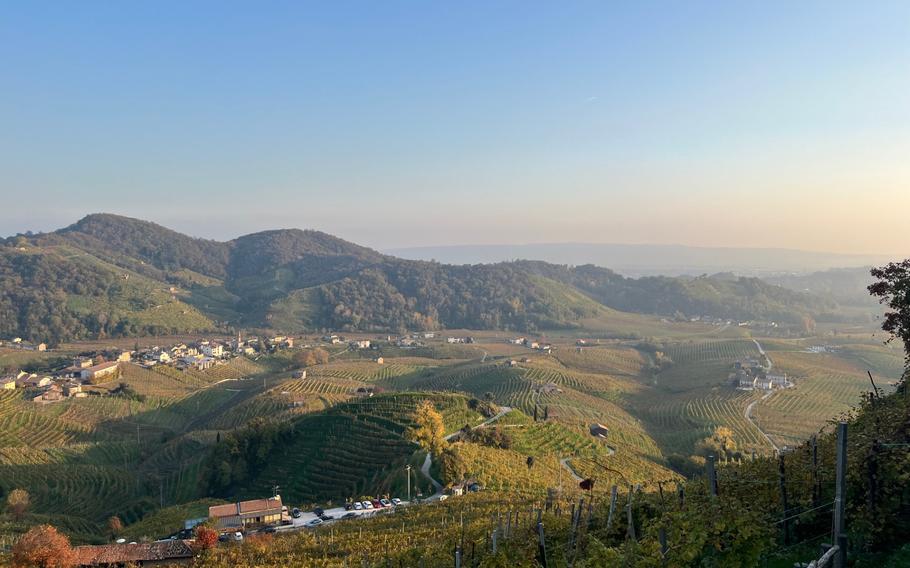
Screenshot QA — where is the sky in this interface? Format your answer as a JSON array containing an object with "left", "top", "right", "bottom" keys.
[{"left": 1, "top": 1, "right": 909, "bottom": 254}]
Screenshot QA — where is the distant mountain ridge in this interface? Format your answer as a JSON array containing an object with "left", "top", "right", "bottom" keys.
[
  {"left": 385, "top": 242, "right": 889, "bottom": 277},
  {"left": 0, "top": 214, "right": 851, "bottom": 343}
]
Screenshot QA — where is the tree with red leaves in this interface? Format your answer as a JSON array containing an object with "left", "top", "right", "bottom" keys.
[
  {"left": 194, "top": 525, "right": 219, "bottom": 551},
  {"left": 11, "top": 525, "right": 74, "bottom": 568}
]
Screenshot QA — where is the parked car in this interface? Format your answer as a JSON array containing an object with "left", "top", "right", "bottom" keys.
[
  {"left": 371, "top": 499, "right": 382, "bottom": 509},
  {"left": 362, "top": 501, "right": 373, "bottom": 509},
  {"left": 342, "top": 512, "right": 358, "bottom": 519},
  {"left": 313, "top": 507, "right": 324, "bottom": 517},
  {"left": 263, "top": 526, "right": 278, "bottom": 533},
  {"left": 291, "top": 507, "right": 302, "bottom": 519},
  {"left": 344, "top": 503, "right": 354, "bottom": 511},
  {"left": 319, "top": 514, "right": 334, "bottom": 521},
  {"left": 232, "top": 532, "right": 244, "bottom": 542},
  {"left": 353, "top": 502, "right": 363, "bottom": 510},
  {"left": 379, "top": 498, "right": 391, "bottom": 507},
  {"left": 439, "top": 495, "right": 448, "bottom": 501},
  {"left": 306, "top": 518, "right": 323, "bottom": 527},
  {"left": 391, "top": 498, "right": 402, "bottom": 506}
]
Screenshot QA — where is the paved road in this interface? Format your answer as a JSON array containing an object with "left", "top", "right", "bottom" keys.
[
  {"left": 559, "top": 458, "right": 584, "bottom": 482},
  {"left": 745, "top": 338, "right": 780, "bottom": 454},
  {"left": 420, "top": 405, "right": 513, "bottom": 498},
  {"left": 558, "top": 445, "right": 615, "bottom": 481}
]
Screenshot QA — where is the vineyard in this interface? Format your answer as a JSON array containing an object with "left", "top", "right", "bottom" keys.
[{"left": 0, "top": 330, "right": 897, "bottom": 549}]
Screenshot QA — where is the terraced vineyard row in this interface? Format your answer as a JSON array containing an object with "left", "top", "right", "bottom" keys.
[
  {"left": 245, "top": 414, "right": 416, "bottom": 505},
  {"left": 663, "top": 340, "right": 761, "bottom": 365},
  {"left": 750, "top": 350, "right": 886, "bottom": 447},
  {"left": 553, "top": 346, "right": 646, "bottom": 376}
]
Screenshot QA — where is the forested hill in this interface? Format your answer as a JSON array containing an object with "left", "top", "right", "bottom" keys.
[{"left": 1, "top": 214, "right": 844, "bottom": 342}]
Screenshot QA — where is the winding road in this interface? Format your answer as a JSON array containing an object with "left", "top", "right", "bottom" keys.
[
  {"left": 419, "top": 405, "right": 513, "bottom": 499},
  {"left": 744, "top": 338, "right": 780, "bottom": 454}
]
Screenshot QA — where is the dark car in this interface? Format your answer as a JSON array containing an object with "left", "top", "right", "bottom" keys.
[
  {"left": 263, "top": 526, "right": 278, "bottom": 533},
  {"left": 344, "top": 503, "right": 354, "bottom": 511},
  {"left": 319, "top": 514, "right": 334, "bottom": 521},
  {"left": 342, "top": 512, "right": 357, "bottom": 519},
  {"left": 313, "top": 507, "right": 324, "bottom": 517}
]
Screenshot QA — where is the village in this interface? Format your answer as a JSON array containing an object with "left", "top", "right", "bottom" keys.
[
  {"left": 0, "top": 334, "right": 295, "bottom": 404},
  {"left": 729, "top": 355, "right": 792, "bottom": 391}
]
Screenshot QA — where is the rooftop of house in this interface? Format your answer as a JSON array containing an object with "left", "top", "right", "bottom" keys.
[
  {"left": 209, "top": 496, "right": 283, "bottom": 518},
  {"left": 71, "top": 540, "right": 194, "bottom": 566}
]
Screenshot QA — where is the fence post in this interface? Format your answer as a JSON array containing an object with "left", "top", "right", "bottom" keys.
[
  {"left": 626, "top": 485, "right": 637, "bottom": 541},
  {"left": 779, "top": 453, "right": 791, "bottom": 545},
  {"left": 491, "top": 529, "right": 497, "bottom": 554},
  {"left": 537, "top": 516, "right": 549, "bottom": 568},
  {"left": 811, "top": 435, "right": 819, "bottom": 509},
  {"left": 678, "top": 484, "right": 685, "bottom": 509},
  {"left": 659, "top": 527, "right": 668, "bottom": 565},
  {"left": 606, "top": 485, "right": 618, "bottom": 530},
  {"left": 707, "top": 454, "right": 718, "bottom": 496},
  {"left": 833, "top": 422, "right": 848, "bottom": 568}
]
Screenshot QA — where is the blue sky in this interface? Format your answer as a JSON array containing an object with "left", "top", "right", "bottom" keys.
[{"left": 2, "top": 1, "right": 908, "bottom": 253}]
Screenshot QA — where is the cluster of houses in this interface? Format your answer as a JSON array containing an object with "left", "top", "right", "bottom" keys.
[
  {"left": 137, "top": 335, "right": 294, "bottom": 371},
  {"left": 509, "top": 337, "right": 553, "bottom": 354},
  {"left": 446, "top": 336, "right": 475, "bottom": 344},
  {"left": 730, "top": 357, "right": 792, "bottom": 391},
  {"left": 0, "top": 356, "right": 121, "bottom": 403},
  {"left": 1, "top": 334, "right": 300, "bottom": 404},
  {"left": 0, "top": 337, "right": 48, "bottom": 352}
]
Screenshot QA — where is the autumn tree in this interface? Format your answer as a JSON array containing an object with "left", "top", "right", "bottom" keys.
[
  {"left": 194, "top": 525, "right": 219, "bottom": 551},
  {"left": 11, "top": 525, "right": 74, "bottom": 568},
  {"left": 108, "top": 516, "right": 123, "bottom": 539},
  {"left": 7, "top": 488, "right": 30, "bottom": 521},
  {"left": 438, "top": 447, "right": 467, "bottom": 485},
  {"left": 696, "top": 426, "right": 739, "bottom": 461},
  {"left": 293, "top": 347, "right": 330, "bottom": 367},
  {"left": 407, "top": 400, "right": 447, "bottom": 456}
]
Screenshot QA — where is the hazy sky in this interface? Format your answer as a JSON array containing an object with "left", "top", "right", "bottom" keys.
[{"left": 2, "top": 1, "right": 908, "bottom": 253}]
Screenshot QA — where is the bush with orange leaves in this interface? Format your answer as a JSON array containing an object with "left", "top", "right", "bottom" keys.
[
  {"left": 11, "top": 525, "right": 74, "bottom": 568},
  {"left": 194, "top": 525, "right": 219, "bottom": 551}
]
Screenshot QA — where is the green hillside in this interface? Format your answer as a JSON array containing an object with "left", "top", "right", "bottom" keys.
[{"left": 1, "top": 214, "right": 852, "bottom": 343}]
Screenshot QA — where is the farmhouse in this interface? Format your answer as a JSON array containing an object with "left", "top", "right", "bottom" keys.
[
  {"left": 23, "top": 375, "right": 52, "bottom": 388},
  {"left": 0, "top": 375, "right": 17, "bottom": 390},
  {"left": 208, "top": 496, "right": 283, "bottom": 530},
  {"left": 350, "top": 340, "right": 371, "bottom": 349},
  {"left": 180, "top": 355, "right": 215, "bottom": 370},
  {"left": 80, "top": 361, "right": 120, "bottom": 382},
  {"left": 71, "top": 540, "right": 194, "bottom": 567},
  {"left": 35, "top": 383, "right": 64, "bottom": 402}
]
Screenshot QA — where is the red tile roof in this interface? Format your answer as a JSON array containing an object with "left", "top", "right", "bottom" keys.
[{"left": 72, "top": 540, "right": 194, "bottom": 566}]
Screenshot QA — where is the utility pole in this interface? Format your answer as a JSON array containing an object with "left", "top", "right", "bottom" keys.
[
  {"left": 406, "top": 465, "right": 412, "bottom": 502},
  {"left": 833, "top": 422, "right": 848, "bottom": 568}
]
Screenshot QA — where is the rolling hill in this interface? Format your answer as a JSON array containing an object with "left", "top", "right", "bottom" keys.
[{"left": 1, "top": 214, "right": 847, "bottom": 343}]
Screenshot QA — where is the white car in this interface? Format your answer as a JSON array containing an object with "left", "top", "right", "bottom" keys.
[
  {"left": 353, "top": 502, "right": 363, "bottom": 510},
  {"left": 391, "top": 498, "right": 402, "bottom": 506},
  {"left": 362, "top": 500, "right": 373, "bottom": 509}
]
